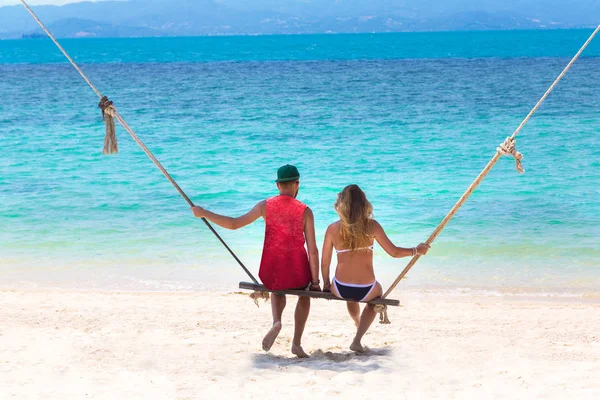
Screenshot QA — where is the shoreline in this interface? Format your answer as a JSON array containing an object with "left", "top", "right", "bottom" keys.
[
  {"left": 0, "top": 285, "right": 600, "bottom": 307},
  {"left": 2, "top": 283, "right": 600, "bottom": 302}
]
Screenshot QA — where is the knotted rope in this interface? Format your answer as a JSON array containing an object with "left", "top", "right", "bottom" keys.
[
  {"left": 98, "top": 96, "right": 118, "bottom": 155},
  {"left": 375, "top": 25, "right": 600, "bottom": 324},
  {"left": 373, "top": 304, "right": 390, "bottom": 324},
  {"left": 497, "top": 137, "right": 525, "bottom": 173},
  {"left": 20, "top": 0, "right": 261, "bottom": 288}
]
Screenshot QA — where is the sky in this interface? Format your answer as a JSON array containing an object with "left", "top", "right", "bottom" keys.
[{"left": 0, "top": 0, "right": 99, "bottom": 5}]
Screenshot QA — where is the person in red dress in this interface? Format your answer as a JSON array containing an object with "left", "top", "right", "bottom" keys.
[{"left": 191, "top": 165, "right": 320, "bottom": 358}]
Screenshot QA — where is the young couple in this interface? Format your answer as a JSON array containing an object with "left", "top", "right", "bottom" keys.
[{"left": 191, "top": 164, "right": 430, "bottom": 358}]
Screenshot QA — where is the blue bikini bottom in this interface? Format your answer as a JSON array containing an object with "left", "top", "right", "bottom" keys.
[{"left": 333, "top": 277, "right": 376, "bottom": 302}]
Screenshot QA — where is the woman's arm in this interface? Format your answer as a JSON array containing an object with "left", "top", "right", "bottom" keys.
[
  {"left": 372, "top": 220, "right": 430, "bottom": 258},
  {"left": 321, "top": 225, "right": 334, "bottom": 292},
  {"left": 191, "top": 201, "right": 265, "bottom": 230}
]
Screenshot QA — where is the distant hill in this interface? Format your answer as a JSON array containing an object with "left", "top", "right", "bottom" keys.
[
  {"left": 20, "top": 18, "right": 160, "bottom": 39},
  {"left": 0, "top": 0, "right": 596, "bottom": 39}
]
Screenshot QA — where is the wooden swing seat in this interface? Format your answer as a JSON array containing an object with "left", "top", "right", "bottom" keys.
[{"left": 239, "top": 282, "right": 400, "bottom": 306}]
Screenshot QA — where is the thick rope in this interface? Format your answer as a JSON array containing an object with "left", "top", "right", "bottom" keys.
[
  {"left": 19, "top": 0, "right": 260, "bottom": 286},
  {"left": 376, "top": 25, "right": 600, "bottom": 325}
]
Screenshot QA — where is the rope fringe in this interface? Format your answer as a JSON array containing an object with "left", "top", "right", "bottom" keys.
[
  {"left": 99, "top": 96, "right": 118, "bottom": 155},
  {"left": 497, "top": 137, "right": 525, "bottom": 173},
  {"left": 373, "top": 304, "right": 390, "bottom": 324},
  {"left": 249, "top": 290, "right": 270, "bottom": 307}
]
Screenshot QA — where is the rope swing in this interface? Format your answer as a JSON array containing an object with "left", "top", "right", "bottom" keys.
[{"left": 19, "top": 0, "right": 600, "bottom": 322}]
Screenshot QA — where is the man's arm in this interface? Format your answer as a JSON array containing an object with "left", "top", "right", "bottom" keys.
[
  {"left": 191, "top": 201, "right": 265, "bottom": 230},
  {"left": 320, "top": 225, "right": 334, "bottom": 292},
  {"left": 303, "top": 207, "right": 321, "bottom": 291}
]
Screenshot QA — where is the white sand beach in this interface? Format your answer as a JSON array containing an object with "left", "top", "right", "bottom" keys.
[{"left": 1, "top": 289, "right": 599, "bottom": 399}]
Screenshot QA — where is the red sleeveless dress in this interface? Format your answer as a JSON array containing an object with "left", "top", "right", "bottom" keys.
[{"left": 259, "top": 195, "right": 311, "bottom": 290}]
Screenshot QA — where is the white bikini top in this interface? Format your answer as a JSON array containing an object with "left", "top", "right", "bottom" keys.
[{"left": 335, "top": 245, "right": 374, "bottom": 254}]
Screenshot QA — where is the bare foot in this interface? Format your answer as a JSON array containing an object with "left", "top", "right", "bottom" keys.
[
  {"left": 350, "top": 340, "right": 365, "bottom": 353},
  {"left": 262, "top": 322, "right": 282, "bottom": 352},
  {"left": 291, "top": 343, "right": 309, "bottom": 358}
]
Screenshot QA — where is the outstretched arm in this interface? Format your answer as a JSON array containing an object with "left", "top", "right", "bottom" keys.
[
  {"left": 191, "top": 201, "right": 265, "bottom": 230},
  {"left": 372, "top": 220, "right": 430, "bottom": 258},
  {"left": 303, "top": 207, "right": 321, "bottom": 291},
  {"left": 320, "top": 225, "right": 334, "bottom": 292}
]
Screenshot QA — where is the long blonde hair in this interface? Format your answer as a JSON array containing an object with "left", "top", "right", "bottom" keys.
[{"left": 334, "top": 185, "right": 374, "bottom": 251}]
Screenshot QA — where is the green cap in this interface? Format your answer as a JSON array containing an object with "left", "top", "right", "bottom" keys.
[{"left": 276, "top": 164, "right": 300, "bottom": 183}]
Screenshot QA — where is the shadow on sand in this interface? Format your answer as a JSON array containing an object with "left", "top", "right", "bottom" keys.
[{"left": 252, "top": 346, "right": 393, "bottom": 372}]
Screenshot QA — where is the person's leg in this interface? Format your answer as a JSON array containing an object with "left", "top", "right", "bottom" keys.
[
  {"left": 291, "top": 296, "right": 311, "bottom": 358},
  {"left": 332, "top": 278, "right": 361, "bottom": 327},
  {"left": 350, "top": 282, "right": 383, "bottom": 353},
  {"left": 346, "top": 302, "right": 360, "bottom": 327},
  {"left": 262, "top": 293, "right": 286, "bottom": 351}
]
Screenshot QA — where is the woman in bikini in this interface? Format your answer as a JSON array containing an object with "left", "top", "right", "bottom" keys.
[{"left": 321, "top": 184, "right": 430, "bottom": 352}]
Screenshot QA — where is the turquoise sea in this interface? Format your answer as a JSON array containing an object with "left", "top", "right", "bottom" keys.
[{"left": 1, "top": 30, "right": 599, "bottom": 295}]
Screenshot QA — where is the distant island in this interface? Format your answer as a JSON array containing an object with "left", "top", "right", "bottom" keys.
[
  {"left": 0, "top": 0, "right": 597, "bottom": 39},
  {"left": 21, "top": 33, "right": 46, "bottom": 40}
]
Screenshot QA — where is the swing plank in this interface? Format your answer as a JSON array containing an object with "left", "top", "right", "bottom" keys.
[{"left": 239, "top": 282, "right": 400, "bottom": 306}]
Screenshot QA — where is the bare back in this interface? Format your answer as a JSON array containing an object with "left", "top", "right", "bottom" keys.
[
  {"left": 322, "top": 218, "right": 409, "bottom": 287},
  {"left": 328, "top": 220, "right": 376, "bottom": 284}
]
